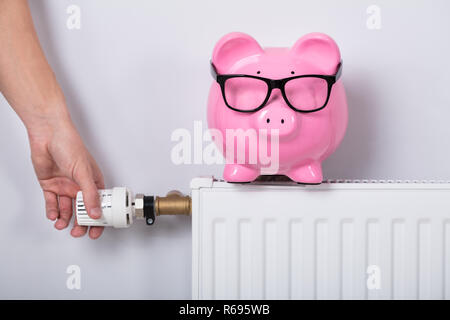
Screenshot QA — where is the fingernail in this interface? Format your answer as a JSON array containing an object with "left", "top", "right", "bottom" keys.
[
  {"left": 55, "top": 220, "right": 62, "bottom": 230},
  {"left": 91, "top": 207, "right": 102, "bottom": 219}
]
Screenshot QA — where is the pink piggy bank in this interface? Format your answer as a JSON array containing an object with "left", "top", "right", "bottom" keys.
[{"left": 207, "top": 32, "right": 348, "bottom": 184}]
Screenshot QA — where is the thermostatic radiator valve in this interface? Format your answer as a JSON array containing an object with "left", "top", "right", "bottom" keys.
[{"left": 75, "top": 188, "right": 191, "bottom": 228}]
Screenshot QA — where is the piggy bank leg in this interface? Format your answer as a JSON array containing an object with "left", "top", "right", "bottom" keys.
[
  {"left": 223, "top": 164, "right": 260, "bottom": 183},
  {"left": 287, "top": 162, "right": 323, "bottom": 185}
]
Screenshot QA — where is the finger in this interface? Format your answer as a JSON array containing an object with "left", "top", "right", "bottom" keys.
[
  {"left": 95, "top": 173, "right": 105, "bottom": 189},
  {"left": 55, "top": 196, "right": 73, "bottom": 230},
  {"left": 44, "top": 191, "right": 59, "bottom": 221},
  {"left": 72, "top": 159, "right": 102, "bottom": 219},
  {"left": 40, "top": 177, "right": 80, "bottom": 198},
  {"left": 89, "top": 226, "right": 104, "bottom": 240},
  {"left": 70, "top": 217, "right": 88, "bottom": 238}
]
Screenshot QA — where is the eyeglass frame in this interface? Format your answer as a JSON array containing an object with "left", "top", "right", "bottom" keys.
[{"left": 210, "top": 60, "right": 343, "bottom": 113}]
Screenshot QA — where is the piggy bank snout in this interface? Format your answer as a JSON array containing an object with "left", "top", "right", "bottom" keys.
[{"left": 254, "top": 105, "right": 298, "bottom": 137}]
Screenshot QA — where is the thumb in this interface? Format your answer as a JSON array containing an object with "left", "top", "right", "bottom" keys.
[{"left": 73, "top": 159, "right": 102, "bottom": 220}]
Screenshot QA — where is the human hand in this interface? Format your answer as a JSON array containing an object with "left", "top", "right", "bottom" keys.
[
  {"left": 28, "top": 116, "right": 105, "bottom": 239},
  {"left": 0, "top": 0, "right": 105, "bottom": 238}
]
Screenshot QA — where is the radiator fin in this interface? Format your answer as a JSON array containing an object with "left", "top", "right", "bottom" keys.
[
  {"left": 289, "top": 219, "right": 303, "bottom": 299},
  {"left": 445, "top": 221, "right": 450, "bottom": 299},
  {"left": 341, "top": 219, "right": 355, "bottom": 299},
  {"left": 392, "top": 219, "right": 406, "bottom": 299}
]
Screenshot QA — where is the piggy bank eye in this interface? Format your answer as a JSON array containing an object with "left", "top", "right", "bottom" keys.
[
  {"left": 291, "top": 71, "right": 295, "bottom": 75},
  {"left": 257, "top": 71, "right": 261, "bottom": 75}
]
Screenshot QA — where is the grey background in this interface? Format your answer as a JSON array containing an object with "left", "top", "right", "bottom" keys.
[{"left": 0, "top": 0, "right": 449, "bottom": 299}]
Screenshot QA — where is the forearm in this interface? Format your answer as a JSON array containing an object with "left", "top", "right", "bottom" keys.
[{"left": 0, "top": 0, "right": 71, "bottom": 133}]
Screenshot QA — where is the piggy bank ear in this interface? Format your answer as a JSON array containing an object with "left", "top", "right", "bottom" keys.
[
  {"left": 290, "top": 33, "right": 341, "bottom": 74},
  {"left": 212, "top": 32, "right": 263, "bottom": 73}
]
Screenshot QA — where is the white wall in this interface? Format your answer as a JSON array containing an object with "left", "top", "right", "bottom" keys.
[{"left": 0, "top": 0, "right": 449, "bottom": 299}]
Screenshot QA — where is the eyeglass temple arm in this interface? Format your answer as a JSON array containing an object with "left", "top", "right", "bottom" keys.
[
  {"left": 335, "top": 60, "right": 343, "bottom": 81},
  {"left": 210, "top": 61, "right": 218, "bottom": 80}
]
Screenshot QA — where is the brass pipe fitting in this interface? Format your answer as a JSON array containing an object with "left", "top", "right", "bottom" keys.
[{"left": 154, "top": 190, "right": 191, "bottom": 216}]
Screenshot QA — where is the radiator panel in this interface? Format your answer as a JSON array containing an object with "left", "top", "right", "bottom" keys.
[{"left": 191, "top": 178, "right": 450, "bottom": 300}]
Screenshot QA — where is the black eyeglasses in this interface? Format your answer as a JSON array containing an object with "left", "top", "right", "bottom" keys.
[{"left": 211, "top": 61, "right": 343, "bottom": 113}]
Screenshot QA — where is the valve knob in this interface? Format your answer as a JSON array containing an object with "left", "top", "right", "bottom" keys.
[{"left": 76, "top": 187, "right": 133, "bottom": 228}]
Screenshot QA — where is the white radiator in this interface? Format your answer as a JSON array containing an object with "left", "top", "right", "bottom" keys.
[{"left": 191, "top": 177, "right": 450, "bottom": 300}]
